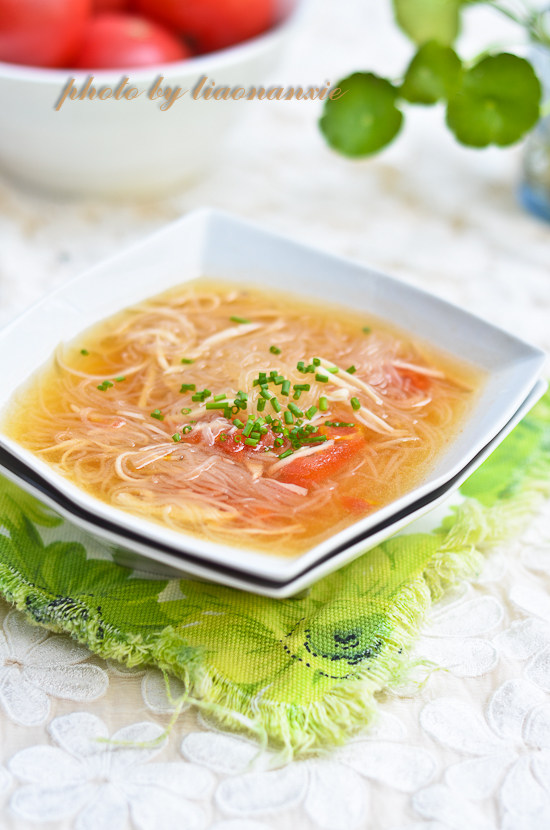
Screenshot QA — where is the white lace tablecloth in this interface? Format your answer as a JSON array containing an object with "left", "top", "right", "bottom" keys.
[{"left": 1, "top": 1, "right": 550, "bottom": 828}]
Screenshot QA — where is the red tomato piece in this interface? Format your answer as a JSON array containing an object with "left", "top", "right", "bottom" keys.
[
  {"left": 93, "top": 0, "right": 130, "bottom": 11},
  {"left": 397, "top": 368, "right": 431, "bottom": 392},
  {"left": 74, "top": 13, "right": 190, "bottom": 69},
  {"left": 340, "top": 495, "right": 376, "bottom": 515},
  {"left": 135, "top": 0, "right": 275, "bottom": 53},
  {"left": 276, "top": 428, "right": 366, "bottom": 488},
  {"left": 0, "top": 0, "right": 91, "bottom": 68}
]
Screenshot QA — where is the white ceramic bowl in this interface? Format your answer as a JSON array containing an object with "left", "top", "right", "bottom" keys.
[
  {"left": 0, "top": 0, "right": 302, "bottom": 198},
  {"left": 0, "top": 208, "right": 545, "bottom": 596}
]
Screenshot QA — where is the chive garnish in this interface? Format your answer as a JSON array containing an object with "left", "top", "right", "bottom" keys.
[
  {"left": 245, "top": 437, "right": 259, "bottom": 447},
  {"left": 278, "top": 449, "right": 294, "bottom": 459},
  {"left": 284, "top": 411, "right": 294, "bottom": 425},
  {"left": 319, "top": 396, "right": 329, "bottom": 411},
  {"left": 219, "top": 434, "right": 228, "bottom": 442},
  {"left": 281, "top": 380, "right": 291, "bottom": 396},
  {"left": 243, "top": 419, "right": 254, "bottom": 438},
  {"left": 351, "top": 397, "right": 361, "bottom": 411},
  {"left": 269, "top": 345, "right": 281, "bottom": 355},
  {"left": 214, "top": 393, "right": 226, "bottom": 401},
  {"left": 270, "top": 398, "right": 282, "bottom": 413},
  {"left": 172, "top": 433, "right": 182, "bottom": 442},
  {"left": 180, "top": 384, "right": 196, "bottom": 393},
  {"left": 205, "top": 402, "right": 228, "bottom": 410},
  {"left": 150, "top": 409, "right": 164, "bottom": 420},
  {"left": 362, "top": 326, "right": 372, "bottom": 334},
  {"left": 315, "top": 373, "right": 328, "bottom": 383},
  {"left": 313, "top": 357, "right": 321, "bottom": 366},
  {"left": 346, "top": 365, "right": 357, "bottom": 374},
  {"left": 115, "top": 376, "right": 125, "bottom": 382},
  {"left": 306, "top": 405, "right": 318, "bottom": 419},
  {"left": 260, "top": 388, "right": 273, "bottom": 400},
  {"left": 181, "top": 358, "right": 194, "bottom": 364},
  {"left": 80, "top": 349, "right": 89, "bottom": 356},
  {"left": 233, "top": 418, "right": 245, "bottom": 428},
  {"left": 182, "top": 424, "right": 193, "bottom": 434},
  {"left": 181, "top": 407, "right": 192, "bottom": 415},
  {"left": 325, "top": 421, "right": 355, "bottom": 427},
  {"left": 288, "top": 402, "right": 303, "bottom": 417},
  {"left": 294, "top": 384, "right": 310, "bottom": 392},
  {"left": 230, "top": 315, "right": 250, "bottom": 324},
  {"left": 293, "top": 390, "right": 302, "bottom": 400},
  {"left": 257, "top": 398, "right": 266, "bottom": 412}
]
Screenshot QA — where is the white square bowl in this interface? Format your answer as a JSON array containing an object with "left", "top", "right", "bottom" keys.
[{"left": 0, "top": 209, "right": 545, "bottom": 595}]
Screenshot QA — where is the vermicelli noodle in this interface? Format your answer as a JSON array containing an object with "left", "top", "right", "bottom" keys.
[{"left": 6, "top": 280, "right": 480, "bottom": 555}]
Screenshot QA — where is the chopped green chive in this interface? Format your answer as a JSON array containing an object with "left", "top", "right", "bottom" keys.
[
  {"left": 313, "top": 357, "right": 321, "bottom": 366},
  {"left": 260, "top": 388, "right": 273, "bottom": 400},
  {"left": 180, "top": 384, "right": 196, "bottom": 393},
  {"left": 325, "top": 421, "right": 355, "bottom": 427},
  {"left": 181, "top": 407, "right": 192, "bottom": 415},
  {"left": 115, "top": 376, "right": 125, "bottom": 382},
  {"left": 278, "top": 449, "right": 294, "bottom": 460},
  {"left": 281, "top": 380, "right": 291, "bottom": 396},
  {"left": 245, "top": 437, "right": 259, "bottom": 447},
  {"left": 214, "top": 393, "right": 226, "bottom": 401},
  {"left": 293, "top": 390, "right": 302, "bottom": 400},
  {"left": 230, "top": 315, "right": 250, "bottom": 324},
  {"left": 362, "top": 326, "right": 372, "bottom": 334},
  {"left": 319, "top": 396, "right": 329, "bottom": 412},
  {"left": 351, "top": 397, "right": 361, "bottom": 411},
  {"left": 172, "top": 433, "right": 182, "bottom": 442},
  {"left": 243, "top": 420, "right": 254, "bottom": 438},
  {"left": 306, "top": 405, "right": 318, "bottom": 419},
  {"left": 346, "top": 365, "right": 357, "bottom": 374},
  {"left": 150, "top": 409, "right": 164, "bottom": 420},
  {"left": 233, "top": 418, "right": 245, "bottom": 428},
  {"left": 80, "top": 349, "right": 89, "bottom": 356},
  {"left": 288, "top": 402, "right": 303, "bottom": 417},
  {"left": 274, "top": 437, "right": 284, "bottom": 447},
  {"left": 182, "top": 424, "right": 193, "bottom": 434},
  {"left": 270, "top": 398, "right": 282, "bottom": 413},
  {"left": 257, "top": 398, "right": 266, "bottom": 412},
  {"left": 181, "top": 358, "right": 194, "bottom": 364},
  {"left": 315, "top": 373, "right": 328, "bottom": 383},
  {"left": 269, "top": 345, "right": 281, "bottom": 355},
  {"left": 284, "top": 410, "right": 294, "bottom": 425},
  {"left": 219, "top": 434, "right": 228, "bottom": 442},
  {"left": 294, "top": 384, "right": 310, "bottom": 392},
  {"left": 205, "top": 402, "right": 228, "bottom": 410},
  {"left": 97, "top": 380, "right": 114, "bottom": 391},
  {"left": 307, "top": 434, "right": 328, "bottom": 443}
]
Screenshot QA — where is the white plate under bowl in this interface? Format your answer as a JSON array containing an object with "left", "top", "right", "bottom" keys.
[
  {"left": 0, "top": 209, "right": 545, "bottom": 592},
  {"left": 0, "top": 379, "right": 545, "bottom": 597}
]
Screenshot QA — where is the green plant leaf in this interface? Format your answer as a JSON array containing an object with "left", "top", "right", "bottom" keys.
[
  {"left": 446, "top": 53, "right": 541, "bottom": 147},
  {"left": 320, "top": 73, "right": 404, "bottom": 157},
  {"left": 393, "top": 0, "right": 462, "bottom": 45},
  {"left": 400, "top": 41, "right": 462, "bottom": 104}
]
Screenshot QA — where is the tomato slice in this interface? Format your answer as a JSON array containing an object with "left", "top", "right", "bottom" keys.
[
  {"left": 397, "top": 368, "right": 431, "bottom": 393},
  {"left": 276, "top": 426, "right": 366, "bottom": 488}
]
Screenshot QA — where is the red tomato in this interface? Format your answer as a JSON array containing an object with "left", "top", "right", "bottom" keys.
[
  {"left": 74, "top": 13, "right": 190, "bottom": 69},
  {"left": 277, "top": 427, "right": 366, "bottom": 488},
  {"left": 135, "top": 0, "right": 275, "bottom": 53},
  {"left": 397, "top": 368, "right": 431, "bottom": 393},
  {"left": 0, "top": 0, "right": 91, "bottom": 68},
  {"left": 93, "top": 0, "right": 131, "bottom": 11}
]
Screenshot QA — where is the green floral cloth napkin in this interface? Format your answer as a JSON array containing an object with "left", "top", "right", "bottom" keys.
[{"left": 1, "top": 393, "right": 549, "bottom": 756}]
